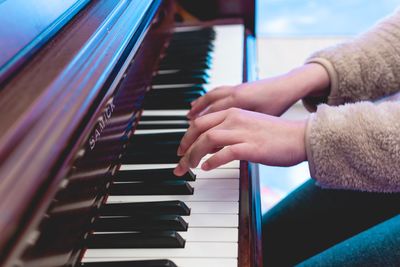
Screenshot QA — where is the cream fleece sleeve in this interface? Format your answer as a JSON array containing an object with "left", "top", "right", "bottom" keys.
[
  {"left": 304, "top": 9, "right": 400, "bottom": 110},
  {"left": 302, "top": 9, "right": 400, "bottom": 192},
  {"left": 307, "top": 101, "right": 400, "bottom": 192}
]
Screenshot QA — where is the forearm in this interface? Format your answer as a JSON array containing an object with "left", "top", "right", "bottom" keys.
[{"left": 306, "top": 101, "right": 400, "bottom": 192}]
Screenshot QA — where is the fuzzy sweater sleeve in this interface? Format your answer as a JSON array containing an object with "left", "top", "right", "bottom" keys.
[
  {"left": 302, "top": 10, "right": 400, "bottom": 192},
  {"left": 303, "top": 9, "right": 400, "bottom": 110},
  {"left": 306, "top": 101, "right": 400, "bottom": 192}
]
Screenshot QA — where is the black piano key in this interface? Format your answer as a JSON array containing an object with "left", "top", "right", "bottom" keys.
[
  {"left": 136, "top": 123, "right": 188, "bottom": 130},
  {"left": 146, "top": 90, "right": 204, "bottom": 98},
  {"left": 158, "top": 61, "right": 210, "bottom": 71},
  {"left": 150, "top": 85, "right": 206, "bottom": 94},
  {"left": 100, "top": 201, "right": 191, "bottom": 216},
  {"left": 81, "top": 260, "right": 177, "bottom": 267},
  {"left": 124, "top": 142, "right": 180, "bottom": 154},
  {"left": 94, "top": 215, "right": 188, "bottom": 231},
  {"left": 152, "top": 75, "right": 208, "bottom": 85},
  {"left": 142, "top": 100, "right": 194, "bottom": 110},
  {"left": 121, "top": 152, "right": 181, "bottom": 164},
  {"left": 160, "top": 55, "right": 212, "bottom": 66},
  {"left": 166, "top": 44, "right": 214, "bottom": 55},
  {"left": 86, "top": 231, "right": 185, "bottom": 248},
  {"left": 162, "top": 49, "right": 210, "bottom": 59},
  {"left": 115, "top": 168, "right": 196, "bottom": 182},
  {"left": 124, "top": 144, "right": 180, "bottom": 154},
  {"left": 129, "top": 132, "right": 185, "bottom": 143},
  {"left": 109, "top": 180, "right": 194, "bottom": 195},
  {"left": 139, "top": 115, "right": 188, "bottom": 121}
]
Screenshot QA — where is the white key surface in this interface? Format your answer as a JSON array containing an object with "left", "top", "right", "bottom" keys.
[
  {"left": 107, "top": 189, "right": 239, "bottom": 202},
  {"left": 185, "top": 214, "right": 238, "bottom": 227},
  {"left": 204, "top": 25, "right": 244, "bottom": 91},
  {"left": 83, "top": 258, "right": 237, "bottom": 267},
  {"left": 84, "top": 242, "right": 238, "bottom": 258},
  {"left": 188, "top": 179, "right": 239, "bottom": 189},
  {"left": 180, "top": 227, "right": 238, "bottom": 242},
  {"left": 186, "top": 201, "right": 239, "bottom": 214}
]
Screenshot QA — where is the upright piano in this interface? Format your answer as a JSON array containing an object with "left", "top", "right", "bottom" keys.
[{"left": 0, "top": 1, "right": 262, "bottom": 266}]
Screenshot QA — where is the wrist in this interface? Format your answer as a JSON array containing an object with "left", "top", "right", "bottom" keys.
[{"left": 287, "top": 63, "right": 330, "bottom": 100}]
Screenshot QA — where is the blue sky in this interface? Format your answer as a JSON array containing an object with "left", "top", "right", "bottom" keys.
[{"left": 257, "top": 0, "right": 400, "bottom": 36}]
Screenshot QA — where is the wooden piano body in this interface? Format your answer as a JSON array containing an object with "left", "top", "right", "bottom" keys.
[{"left": 0, "top": 1, "right": 262, "bottom": 266}]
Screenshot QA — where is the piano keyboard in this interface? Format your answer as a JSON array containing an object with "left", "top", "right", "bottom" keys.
[{"left": 82, "top": 24, "right": 244, "bottom": 267}]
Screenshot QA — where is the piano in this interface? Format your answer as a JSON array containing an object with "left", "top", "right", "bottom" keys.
[{"left": 0, "top": 0, "right": 262, "bottom": 266}]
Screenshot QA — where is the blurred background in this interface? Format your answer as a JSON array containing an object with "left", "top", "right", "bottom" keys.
[{"left": 256, "top": 0, "right": 400, "bottom": 213}]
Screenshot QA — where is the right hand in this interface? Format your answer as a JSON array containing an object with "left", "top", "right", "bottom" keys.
[{"left": 187, "top": 63, "right": 330, "bottom": 119}]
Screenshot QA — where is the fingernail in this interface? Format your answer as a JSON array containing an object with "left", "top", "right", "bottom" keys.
[
  {"left": 177, "top": 146, "right": 183, "bottom": 156},
  {"left": 202, "top": 161, "right": 210, "bottom": 171},
  {"left": 174, "top": 164, "right": 184, "bottom": 176}
]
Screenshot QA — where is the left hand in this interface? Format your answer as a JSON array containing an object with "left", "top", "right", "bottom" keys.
[{"left": 174, "top": 108, "right": 308, "bottom": 176}]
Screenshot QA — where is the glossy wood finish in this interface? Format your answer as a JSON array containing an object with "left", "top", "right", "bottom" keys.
[
  {"left": 0, "top": 0, "right": 262, "bottom": 266},
  {"left": 0, "top": 0, "right": 90, "bottom": 85},
  {"left": 0, "top": 0, "right": 164, "bottom": 265}
]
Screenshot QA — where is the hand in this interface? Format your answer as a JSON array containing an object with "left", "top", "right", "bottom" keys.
[
  {"left": 174, "top": 108, "right": 308, "bottom": 176},
  {"left": 187, "top": 63, "right": 330, "bottom": 119}
]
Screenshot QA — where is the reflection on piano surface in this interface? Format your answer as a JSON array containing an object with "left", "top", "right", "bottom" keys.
[{"left": 0, "top": 1, "right": 261, "bottom": 266}]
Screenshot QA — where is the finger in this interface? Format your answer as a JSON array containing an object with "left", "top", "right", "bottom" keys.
[
  {"left": 201, "top": 143, "right": 250, "bottom": 171},
  {"left": 187, "top": 86, "right": 232, "bottom": 119},
  {"left": 186, "top": 129, "right": 242, "bottom": 169},
  {"left": 177, "top": 110, "right": 228, "bottom": 155},
  {"left": 199, "top": 96, "right": 234, "bottom": 117}
]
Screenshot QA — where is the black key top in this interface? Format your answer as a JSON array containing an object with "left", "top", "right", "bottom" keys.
[
  {"left": 158, "top": 61, "right": 210, "bottom": 70},
  {"left": 115, "top": 168, "right": 196, "bottom": 182},
  {"left": 152, "top": 75, "right": 208, "bottom": 85},
  {"left": 125, "top": 144, "right": 182, "bottom": 154},
  {"left": 121, "top": 152, "right": 181, "bottom": 164},
  {"left": 130, "top": 132, "right": 185, "bottom": 144},
  {"left": 142, "top": 99, "right": 194, "bottom": 109},
  {"left": 94, "top": 215, "right": 188, "bottom": 231},
  {"left": 139, "top": 115, "right": 188, "bottom": 121},
  {"left": 150, "top": 85, "right": 206, "bottom": 94},
  {"left": 100, "top": 201, "right": 191, "bottom": 216},
  {"left": 109, "top": 180, "right": 194, "bottom": 195},
  {"left": 146, "top": 90, "right": 204, "bottom": 99},
  {"left": 86, "top": 231, "right": 185, "bottom": 248},
  {"left": 81, "top": 260, "right": 177, "bottom": 267},
  {"left": 136, "top": 123, "right": 188, "bottom": 130}
]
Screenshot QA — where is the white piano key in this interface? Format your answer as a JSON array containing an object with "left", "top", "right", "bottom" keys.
[
  {"left": 134, "top": 129, "right": 186, "bottom": 134},
  {"left": 104, "top": 201, "right": 238, "bottom": 214},
  {"left": 93, "top": 227, "right": 238, "bottom": 242},
  {"left": 118, "top": 165, "right": 239, "bottom": 178},
  {"left": 141, "top": 110, "right": 189, "bottom": 116},
  {"left": 200, "top": 158, "right": 240, "bottom": 168},
  {"left": 185, "top": 214, "right": 238, "bottom": 227},
  {"left": 180, "top": 227, "right": 238, "bottom": 242},
  {"left": 83, "top": 258, "right": 237, "bottom": 267},
  {"left": 119, "top": 160, "right": 239, "bottom": 171},
  {"left": 187, "top": 201, "right": 239, "bottom": 214},
  {"left": 193, "top": 168, "right": 239, "bottom": 179},
  {"left": 154, "top": 258, "right": 238, "bottom": 267},
  {"left": 204, "top": 25, "right": 244, "bottom": 91},
  {"left": 84, "top": 242, "right": 238, "bottom": 259},
  {"left": 189, "top": 179, "right": 239, "bottom": 190},
  {"left": 107, "top": 189, "right": 239, "bottom": 202}
]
